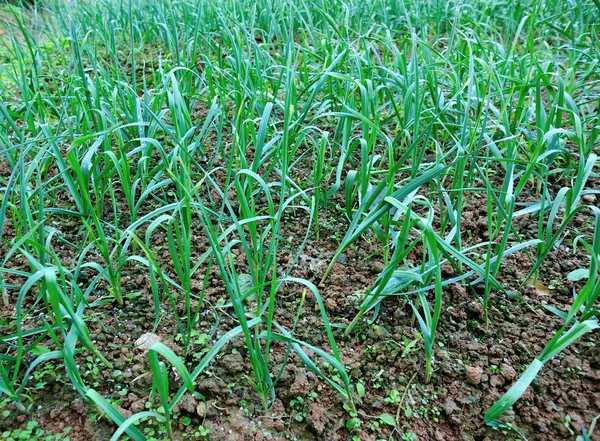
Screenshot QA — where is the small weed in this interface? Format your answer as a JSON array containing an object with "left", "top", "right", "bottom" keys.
[
  {"left": 384, "top": 389, "right": 402, "bottom": 405},
  {"left": 289, "top": 392, "right": 318, "bottom": 422},
  {"left": 401, "top": 431, "right": 418, "bottom": 441},
  {"left": 1, "top": 421, "right": 71, "bottom": 441},
  {"left": 490, "top": 365, "right": 502, "bottom": 375}
]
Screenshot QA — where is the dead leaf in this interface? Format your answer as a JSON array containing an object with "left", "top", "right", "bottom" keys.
[{"left": 528, "top": 279, "right": 550, "bottom": 296}]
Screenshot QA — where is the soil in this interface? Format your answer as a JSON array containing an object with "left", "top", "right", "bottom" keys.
[
  {"left": 1, "top": 11, "right": 599, "bottom": 441},
  {"left": 1, "top": 176, "right": 599, "bottom": 441}
]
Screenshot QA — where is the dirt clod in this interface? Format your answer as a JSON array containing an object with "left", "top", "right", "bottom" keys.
[{"left": 465, "top": 366, "right": 483, "bottom": 385}]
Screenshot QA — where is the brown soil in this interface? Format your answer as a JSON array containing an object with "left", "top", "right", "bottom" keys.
[
  {"left": 0, "top": 16, "right": 598, "bottom": 441},
  {"left": 1, "top": 188, "right": 598, "bottom": 441}
]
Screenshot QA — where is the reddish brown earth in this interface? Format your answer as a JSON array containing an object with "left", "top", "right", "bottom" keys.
[
  {"left": 0, "top": 88, "right": 598, "bottom": 441},
  {"left": 1, "top": 184, "right": 599, "bottom": 441}
]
